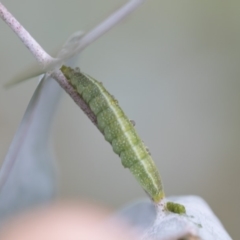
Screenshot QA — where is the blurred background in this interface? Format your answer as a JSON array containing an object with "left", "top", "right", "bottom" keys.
[{"left": 0, "top": 0, "right": 239, "bottom": 238}]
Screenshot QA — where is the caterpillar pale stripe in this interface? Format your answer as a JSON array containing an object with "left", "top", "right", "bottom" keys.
[{"left": 60, "top": 65, "right": 164, "bottom": 203}]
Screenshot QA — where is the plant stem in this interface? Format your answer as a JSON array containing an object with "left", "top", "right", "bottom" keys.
[
  {"left": 52, "top": 70, "right": 97, "bottom": 125},
  {"left": 59, "top": 0, "right": 146, "bottom": 61},
  {"left": 0, "top": 0, "right": 146, "bottom": 124},
  {"left": 0, "top": 2, "right": 53, "bottom": 66}
]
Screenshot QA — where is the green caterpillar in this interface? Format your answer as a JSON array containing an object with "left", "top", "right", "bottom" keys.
[
  {"left": 60, "top": 65, "right": 164, "bottom": 203},
  {"left": 166, "top": 202, "right": 186, "bottom": 214}
]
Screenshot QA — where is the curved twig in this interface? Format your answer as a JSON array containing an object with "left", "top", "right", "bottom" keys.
[{"left": 0, "top": 0, "right": 146, "bottom": 123}]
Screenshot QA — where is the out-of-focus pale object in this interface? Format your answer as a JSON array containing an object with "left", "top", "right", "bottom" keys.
[
  {"left": 116, "top": 196, "right": 232, "bottom": 240},
  {"left": 0, "top": 28, "right": 86, "bottom": 220},
  {"left": 0, "top": 77, "right": 62, "bottom": 221}
]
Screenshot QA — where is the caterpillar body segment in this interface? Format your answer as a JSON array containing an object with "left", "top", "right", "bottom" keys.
[{"left": 60, "top": 65, "right": 164, "bottom": 203}]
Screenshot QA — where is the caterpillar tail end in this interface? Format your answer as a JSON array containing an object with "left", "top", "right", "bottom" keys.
[
  {"left": 152, "top": 191, "right": 165, "bottom": 203},
  {"left": 144, "top": 189, "right": 165, "bottom": 204}
]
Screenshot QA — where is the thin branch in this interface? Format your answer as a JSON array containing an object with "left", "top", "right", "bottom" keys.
[
  {"left": 52, "top": 70, "right": 97, "bottom": 125},
  {"left": 0, "top": 2, "right": 53, "bottom": 66},
  {"left": 0, "top": 0, "right": 146, "bottom": 125},
  {"left": 58, "top": 0, "right": 146, "bottom": 61}
]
